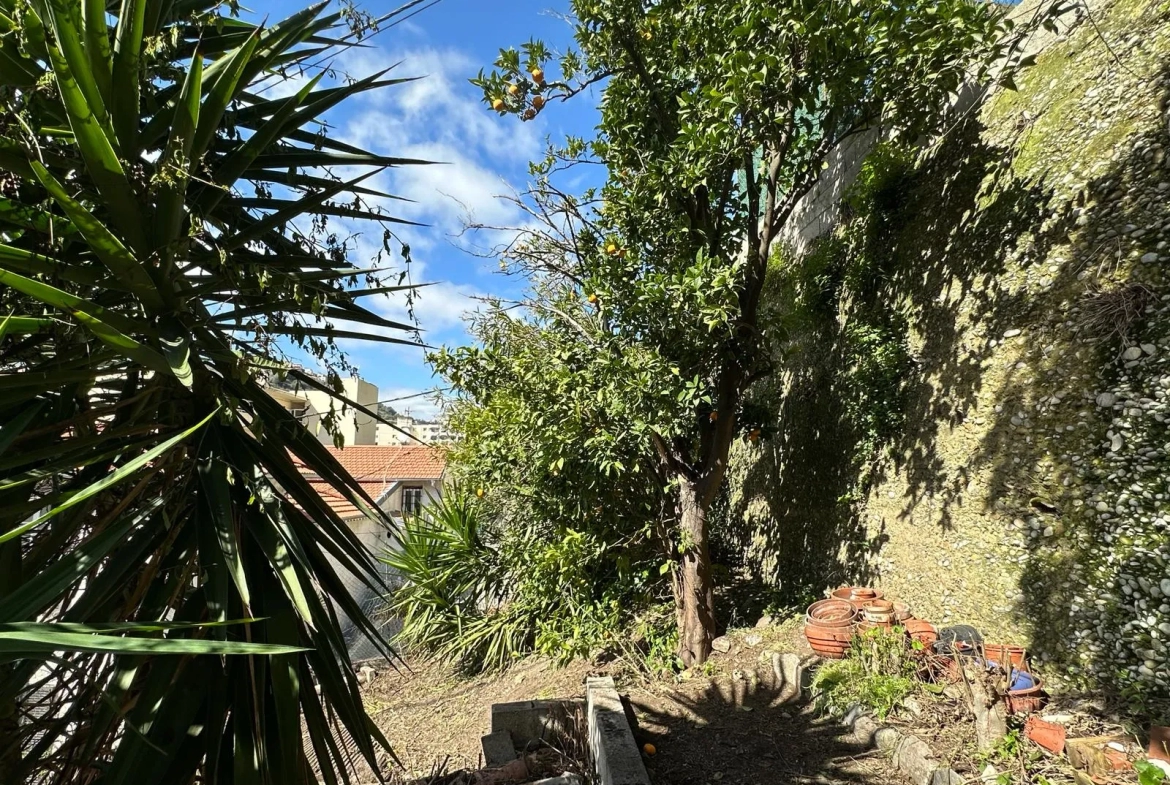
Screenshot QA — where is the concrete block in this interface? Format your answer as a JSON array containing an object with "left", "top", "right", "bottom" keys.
[
  {"left": 480, "top": 730, "right": 516, "bottom": 767},
  {"left": 586, "top": 677, "right": 650, "bottom": 785},
  {"left": 931, "top": 769, "right": 965, "bottom": 785},
  {"left": 491, "top": 699, "right": 577, "bottom": 745}
]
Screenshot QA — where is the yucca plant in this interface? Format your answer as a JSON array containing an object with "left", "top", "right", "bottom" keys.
[{"left": 0, "top": 0, "right": 433, "bottom": 782}]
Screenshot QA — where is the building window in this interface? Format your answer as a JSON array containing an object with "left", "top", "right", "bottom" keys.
[{"left": 402, "top": 486, "right": 424, "bottom": 516}]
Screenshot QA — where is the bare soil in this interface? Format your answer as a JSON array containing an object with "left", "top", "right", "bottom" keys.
[{"left": 360, "top": 621, "right": 905, "bottom": 785}]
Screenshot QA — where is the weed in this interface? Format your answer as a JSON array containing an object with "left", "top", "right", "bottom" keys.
[{"left": 811, "top": 626, "right": 918, "bottom": 720}]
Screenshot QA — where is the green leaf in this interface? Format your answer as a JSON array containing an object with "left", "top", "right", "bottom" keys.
[
  {"left": 0, "top": 628, "right": 306, "bottom": 655},
  {"left": 0, "top": 409, "right": 217, "bottom": 545},
  {"left": 30, "top": 161, "right": 163, "bottom": 310},
  {"left": 111, "top": 0, "right": 147, "bottom": 154},
  {"left": 0, "top": 266, "right": 170, "bottom": 373}
]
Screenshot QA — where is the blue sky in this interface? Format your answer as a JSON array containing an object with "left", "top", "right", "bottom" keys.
[{"left": 249, "top": 0, "right": 601, "bottom": 418}]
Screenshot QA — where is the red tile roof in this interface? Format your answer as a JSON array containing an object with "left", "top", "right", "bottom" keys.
[{"left": 295, "top": 445, "right": 446, "bottom": 520}]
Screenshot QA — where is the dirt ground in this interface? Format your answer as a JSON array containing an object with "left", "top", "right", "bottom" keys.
[{"left": 360, "top": 619, "right": 905, "bottom": 784}]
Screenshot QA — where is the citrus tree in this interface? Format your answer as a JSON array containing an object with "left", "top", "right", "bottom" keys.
[
  {"left": 465, "top": 0, "right": 1028, "bottom": 666},
  {"left": 0, "top": 0, "right": 428, "bottom": 781}
]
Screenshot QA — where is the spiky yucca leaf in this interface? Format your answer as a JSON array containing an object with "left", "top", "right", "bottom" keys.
[{"left": 0, "top": 1, "right": 434, "bottom": 782}]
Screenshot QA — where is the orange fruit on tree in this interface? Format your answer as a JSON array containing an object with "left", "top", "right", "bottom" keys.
[
  {"left": 587, "top": 293, "right": 599, "bottom": 304},
  {"left": 491, "top": 98, "right": 505, "bottom": 111},
  {"left": 605, "top": 242, "right": 619, "bottom": 255},
  {"left": 532, "top": 95, "right": 545, "bottom": 110},
  {"left": 508, "top": 83, "right": 521, "bottom": 96},
  {"left": 531, "top": 67, "right": 545, "bottom": 83}
]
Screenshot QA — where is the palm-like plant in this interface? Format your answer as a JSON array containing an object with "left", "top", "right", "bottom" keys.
[{"left": 0, "top": 1, "right": 431, "bottom": 782}]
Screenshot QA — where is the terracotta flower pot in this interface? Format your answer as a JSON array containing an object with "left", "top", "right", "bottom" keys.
[
  {"left": 831, "top": 586, "right": 884, "bottom": 609},
  {"left": 804, "top": 622, "right": 855, "bottom": 659},
  {"left": 1025, "top": 716, "right": 1066, "bottom": 754},
  {"left": 1006, "top": 678, "right": 1046, "bottom": 715},
  {"left": 904, "top": 619, "right": 938, "bottom": 647},
  {"left": 806, "top": 599, "right": 857, "bottom": 627},
  {"left": 862, "top": 600, "right": 895, "bottom": 625},
  {"left": 892, "top": 600, "right": 913, "bottom": 622},
  {"left": 1150, "top": 725, "right": 1170, "bottom": 763},
  {"left": 984, "top": 644, "right": 1027, "bottom": 670}
]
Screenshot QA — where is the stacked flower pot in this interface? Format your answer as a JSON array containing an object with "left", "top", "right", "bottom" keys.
[{"left": 803, "top": 598, "right": 858, "bottom": 659}]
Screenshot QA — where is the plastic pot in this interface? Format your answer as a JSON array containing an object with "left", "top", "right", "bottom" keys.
[
  {"left": 1006, "top": 677, "right": 1046, "bottom": 715},
  {"left": 984, "top": 644, "right": 1027, "bottom": 670},
  {"left": 904, "top": 619, "right": 938, "bottom": 647}
]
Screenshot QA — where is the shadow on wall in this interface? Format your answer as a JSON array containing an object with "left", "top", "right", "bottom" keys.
[
  {"left": 719, "top": 1, "right": 1170, "bottom": 709},
  {"left": 716, "top": 114, "right": 1055, "bottom": 605}
]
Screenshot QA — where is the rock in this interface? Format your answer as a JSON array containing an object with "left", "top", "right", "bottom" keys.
[
  {"left": 755, "top": 614, "right": 774, "bottom": 628},
  {"left": 1142, "top": 252, "right": 1160, "bottom": 264},
  {"left": 981, "top": 764, "right": 1000, "bottom": 784},
  {"left": 1097, "top": 392, "right": 1117, "bottom": 407},
  {"left": 1142, "top": 343, "right": 1158, "bottom": 356},
  {"left": 532, "top": 776, "right": 583, "bottom": 785},
  {"left": 1004, "top": 329, "right": 1022, "bottom": 338},
  {"left": 744, "top": 633, "right": 763, "bottom": 647},
  {"left": 1111, "top": 433, "right": 1125, "bottom": 452},
  {"left": 1123, "top": 346, "right": 1144, "bottom": 361},
  {"left": 711, "top": 636, "right": 732, "bottom": 654}
]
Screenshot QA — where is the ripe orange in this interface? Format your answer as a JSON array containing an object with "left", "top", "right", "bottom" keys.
[
  {"left": 532, "top": 95, "right": 545, "bottom": 110},
  {"left": 508, "top": 83, "right": 521, "bottom": 97},
  {"left": 587, "top": 293, "right": 599, "bottom": 304},
  {"left": 531, "top": 68, "right": 545, "bottom": 83},
  {"left": 605, "top": 242, "right": 619, "bottom": 255},
  {"left": 491, "top": 98, "right": 505, "bottom": 111}
]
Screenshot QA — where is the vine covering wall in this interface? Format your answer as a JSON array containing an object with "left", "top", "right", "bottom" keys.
[{"left": 722, "top": 0, "right": 1170, "bottom": 713}]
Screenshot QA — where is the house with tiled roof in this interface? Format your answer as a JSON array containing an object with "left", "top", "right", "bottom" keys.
[{"left": 295, "top": 444, "right": 446, "bottom": 525}]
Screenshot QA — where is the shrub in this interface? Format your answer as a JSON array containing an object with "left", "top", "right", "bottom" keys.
[{"left": 811, "top": 626, "right": 919, "bottom": 720}]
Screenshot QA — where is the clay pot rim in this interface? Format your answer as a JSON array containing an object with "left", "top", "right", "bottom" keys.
[
  {"left": 863, "top": 599, "right": 895, "bottom": 611},
  {"left": 831, "top": 586, "right": 885, "bottom": 603},
  {"left": 904, "top": 619, "right": 937, "bottom": 630}
]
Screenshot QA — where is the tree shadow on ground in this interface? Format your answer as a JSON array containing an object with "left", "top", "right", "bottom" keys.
[{"left": 626, "top": 665, "right": 891, "bottom": 785}]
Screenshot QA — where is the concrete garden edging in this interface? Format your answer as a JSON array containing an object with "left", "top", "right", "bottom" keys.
[{"left": 585, "top": 677, "right": 651, "bottom": 785}]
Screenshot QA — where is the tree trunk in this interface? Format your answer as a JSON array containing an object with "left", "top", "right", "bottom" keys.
[{"left": 676, "top": 476, "right": 715, "bottom": 667}]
